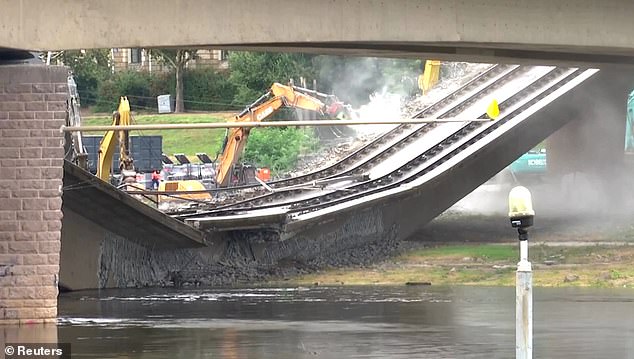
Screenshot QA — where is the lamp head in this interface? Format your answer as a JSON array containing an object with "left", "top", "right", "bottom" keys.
[{"left": 508, "top": 186, "right": 535, "bottom": 228}]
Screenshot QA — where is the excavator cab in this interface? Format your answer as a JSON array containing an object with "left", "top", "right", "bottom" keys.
[{"left": 230, "top": 163, "right": 257, "bottom": 186}]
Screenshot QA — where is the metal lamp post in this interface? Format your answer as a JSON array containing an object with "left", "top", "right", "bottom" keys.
[{"left": 508, "top": 186, "right": 535, "bottom": 359}]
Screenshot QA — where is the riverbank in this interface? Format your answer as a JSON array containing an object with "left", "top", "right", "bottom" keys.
[
  {"left": 271, "top": 211, "right": 634, "bottom": 288},
  {"left": 286, "top": 242, "right": 634, "bottom": 288}
]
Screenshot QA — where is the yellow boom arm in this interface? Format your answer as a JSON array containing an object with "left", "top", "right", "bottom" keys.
[
  {"left": 215, "top": 83, "right": 346, "bottom": 187},
  {"left": 96, "top": 97, "right": 132, "bottom": 182}
]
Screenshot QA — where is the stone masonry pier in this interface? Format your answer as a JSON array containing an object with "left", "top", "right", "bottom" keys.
[{"left": 0, "top": 65, "right": 67, "bottom": 325}]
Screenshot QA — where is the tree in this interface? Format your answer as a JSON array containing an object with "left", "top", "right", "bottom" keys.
[
  {"left": 243, "top": 127, "right": 318, "bottom": 174},
  {"left": 57, "top": 49, "right": 112, "bottom": 105},
  {"left": 154, "top": 49, "right": 197, "bottom": 113},
  {"left": 228, "top": 51, "right": 316, "bottom": 105}
]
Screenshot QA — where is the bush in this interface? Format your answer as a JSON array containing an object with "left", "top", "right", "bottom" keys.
[
  {"left": 95, "top": 71, "right": 170, "bottom": 112},
  {"left": 94, "top": 68, "right": 235, "bottom": 113},
  {"left": 182, "top": 68, "right": 236, "bottom": 111},
  {"left": 243, "top": 127, "right": 319, "bottom": 174}
]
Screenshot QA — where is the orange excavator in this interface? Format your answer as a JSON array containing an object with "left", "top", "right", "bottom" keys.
[{"left": 215, "top": 82, "right": 353, "bottom": 187}]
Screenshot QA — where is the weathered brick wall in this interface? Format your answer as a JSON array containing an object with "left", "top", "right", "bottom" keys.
[{"left": 0, "top": 65, "right": 67, "bottom": 324}]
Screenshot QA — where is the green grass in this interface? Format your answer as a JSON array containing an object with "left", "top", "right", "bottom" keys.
[
  {"left": 84, "top": 112, "right": 321, "bottom": 171},
  {"left": 405, "top": 244, "right": 517, "bottom": 261},
  {"left": 83, "top": 113, "right": 230, "bottom": 160}
]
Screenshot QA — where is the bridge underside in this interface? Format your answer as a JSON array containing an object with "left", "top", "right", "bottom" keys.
[
  {"left": 216, "top": 42, "right": 634, "bottom": 67},
  {"left": 3, "top": 0, "right": 634, "bottom": 66},
  {"left": 62, "top": 161, "right": 207, "bottom": 249}
]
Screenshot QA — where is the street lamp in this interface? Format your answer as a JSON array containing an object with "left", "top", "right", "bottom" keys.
[{"left": 508, "top": 186, "right": 535, "bottom": 359}]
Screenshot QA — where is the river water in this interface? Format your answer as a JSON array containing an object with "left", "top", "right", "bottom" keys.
[{"left": 57, "top": 286, "right": 634, "bottom": 358}]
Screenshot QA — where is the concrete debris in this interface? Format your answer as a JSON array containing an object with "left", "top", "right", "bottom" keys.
[{"left": 287, "top": 135, "right": 377, "bottom": 177}]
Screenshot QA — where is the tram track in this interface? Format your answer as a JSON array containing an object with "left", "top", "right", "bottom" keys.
[
  {"left": 185, "top": 64, "right": 511, "bottom": 208},
  {"left": 176, "top": 64, "right": 530, "bottom": 218},
  {"left": 181, "top": 66, "right": 583, "bottom": 221},
  {"left": 288, "top": 67, "right": 582, "bottom": 215}
]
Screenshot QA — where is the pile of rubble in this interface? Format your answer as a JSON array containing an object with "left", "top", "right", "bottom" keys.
[{"left": 286, "top": 134, "right": 378, "bottom": 177}]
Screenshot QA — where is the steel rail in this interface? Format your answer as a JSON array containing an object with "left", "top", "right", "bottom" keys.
[
  {"left": 176, "top": 65, "right": 528, "bottom": 218},
  {"left": 186, "top": 67, "right": 581, "bottom": 220},
  {"left": 287, "top": 68, "right": 582, "bottom": 215},
  {"left": 170, "top": 64, "right": 512, "bottom": 203}
]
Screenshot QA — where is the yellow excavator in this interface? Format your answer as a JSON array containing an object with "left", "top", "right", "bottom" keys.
[
  {"left": 96, "top": 96, "right": 136, "bottom": 184},
  {"left": 215, "top": 82, "right": 353, "bottom": 187},
  {"left": 418, "top": 60, "right": 441, "bottom": 95},
  {"left": 96, "top": 97, "right": 211, "bottom": 207}
]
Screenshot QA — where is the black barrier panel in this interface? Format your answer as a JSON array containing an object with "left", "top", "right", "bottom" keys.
[{"left": 82, "top": 135, "right": 163, "bottom": 174}]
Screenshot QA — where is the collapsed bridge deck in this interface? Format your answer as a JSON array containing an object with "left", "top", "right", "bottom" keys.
[
  {"left": 178, "top": 66, "right": 598, "bottom": 238},
  {"left": 62, "top": 161, "right": 207, "bottom": 248},
  {"left": 60, "top": 65, "right": 619, "bottom": 290},
  {"left": 65, "top": 65, "right": 599, "bottom": 244}
]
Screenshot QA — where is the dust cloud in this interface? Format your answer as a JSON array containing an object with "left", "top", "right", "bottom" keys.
[{"left": 353, "top": 90, "right": 403, "bottom": 136}]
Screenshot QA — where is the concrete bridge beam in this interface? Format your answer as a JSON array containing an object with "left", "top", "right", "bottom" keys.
[
  {"left": 0, "top": 65, "right": 67, "bottom": 324},
  {"left": 3, "top": 0, "right": 634, "bottom": 65}
]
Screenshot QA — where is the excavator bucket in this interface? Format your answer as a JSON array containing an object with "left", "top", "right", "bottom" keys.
[
  {"left": 117, "top": 96, "right": 131, "bottom": 126},
  {"left": 326, "top": 102, "right": 356, "bottom": 121}
]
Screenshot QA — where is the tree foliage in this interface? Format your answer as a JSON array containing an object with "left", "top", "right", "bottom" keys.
[
  {"left": 228, "top": 51, "right": 316, "bottom": 105},
  {"left": 181, "top": 68, "right": 236, "bottom": 111},
  {"left": 243, "top": 127, "right": 318, "bottom": 174},
  {"left": 153, "top": 49, "right": 197, "bottom": 113},
  {"left": 59, "top": 49, "right": 112, "bottom": 105},
  {"left": 95, "top": 71, "right": 171, "bottom": 112}
]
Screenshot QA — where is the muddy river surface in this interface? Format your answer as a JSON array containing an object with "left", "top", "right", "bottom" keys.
[{"left": 58, "top": 286, "right": 634, "bottom": 358}]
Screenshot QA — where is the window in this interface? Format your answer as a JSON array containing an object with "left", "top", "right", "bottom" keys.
[
  {"left": 220, "top": 50, "right": 230, "bottom": 61},
  {"left": 130, "top": 48, "right": 142, "bottom": 64}
]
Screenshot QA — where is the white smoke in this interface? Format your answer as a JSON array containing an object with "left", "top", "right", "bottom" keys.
[{"left": 352, "top": 88, "right": 403, "bottom": 136}]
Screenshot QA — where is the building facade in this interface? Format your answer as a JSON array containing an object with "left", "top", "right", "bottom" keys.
[{"left": 110, "top": 48, "right": 229, "bottom": 73}]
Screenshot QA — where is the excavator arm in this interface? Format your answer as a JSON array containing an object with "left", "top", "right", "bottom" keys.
[
  {"left": 215, "top": 83, "right": 351, "bottom": 187},
  {"left": 96, "top": 97, "right": 135, "bottom": 183},
  {"left": 216, "top": 96, "right": 286, "bottom": 188}
]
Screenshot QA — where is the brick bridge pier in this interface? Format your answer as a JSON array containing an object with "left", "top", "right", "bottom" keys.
[{"left": 0, "top": 65, "right": 66, "bottom": 332}]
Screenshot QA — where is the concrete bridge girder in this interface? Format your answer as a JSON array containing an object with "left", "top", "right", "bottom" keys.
[{"left": 3, "top": 0, "right": 634, "bottom": 65}]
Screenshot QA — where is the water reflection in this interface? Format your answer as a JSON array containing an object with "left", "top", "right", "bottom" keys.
[{"left": 55, "top": 286, "right": 634, "bottom": 358}]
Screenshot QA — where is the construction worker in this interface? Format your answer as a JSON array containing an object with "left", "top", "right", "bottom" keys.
[{"left": 151, "top": 169, "right": 161, "bottom": 190}]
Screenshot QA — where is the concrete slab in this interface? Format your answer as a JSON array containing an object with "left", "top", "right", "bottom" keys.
[{"left": 62, "top": 161, "right": 207, "bottom": 248}]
